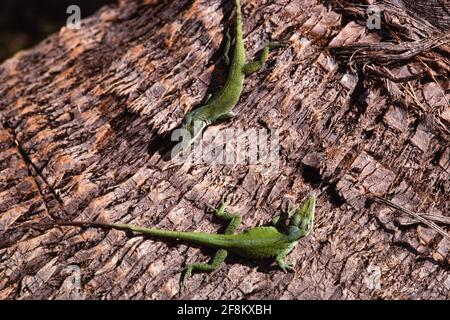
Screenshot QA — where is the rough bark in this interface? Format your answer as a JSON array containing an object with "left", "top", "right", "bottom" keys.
[
  {"left": 402, "top": 0, "right": 450, "bottom": 30},
  {"left": 0, "top": 0, "right": 449, "bottom": 300}
]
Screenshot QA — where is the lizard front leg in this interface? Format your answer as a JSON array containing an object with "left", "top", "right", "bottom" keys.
[
  {"left": 215, "top": 111, "right": 236, "bottom": 122},
  {"left": 272, "top": 206, "right": 295, "bottom": 229},
  {"left": 276, "top": 249, "right": 295, "bottom": 273}
]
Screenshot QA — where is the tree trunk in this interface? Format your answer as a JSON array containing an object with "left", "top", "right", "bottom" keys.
[{"left": 0, "top": 0, "right": 449, "bottom": 299}]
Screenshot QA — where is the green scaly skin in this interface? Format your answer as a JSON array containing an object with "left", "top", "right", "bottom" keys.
[
  {"left": 176, "top": 0, "right": 282, "bottom": 154},
  {"left": 51, "top": 195, "right": 315, "bottom": 285}
]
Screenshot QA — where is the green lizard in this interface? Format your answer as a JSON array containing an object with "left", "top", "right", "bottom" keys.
[
  {"left": 173, "top": 0, "right": 282, "bottom": 156},
  {"left": 50, "top": 195, "right": 315, "bottom": 285}
]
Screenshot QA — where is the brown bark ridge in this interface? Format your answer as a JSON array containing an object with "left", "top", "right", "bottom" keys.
[{"left": 0, "top": 0, "right": 449, "bottom": 299}]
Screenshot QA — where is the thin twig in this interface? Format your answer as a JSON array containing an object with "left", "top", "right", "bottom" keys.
[
  {"left": 397, "top": 213, "right": 450, "bottom": 226},
  {"left": 372, "top": 196, "right": 450, "bottom": 240}
]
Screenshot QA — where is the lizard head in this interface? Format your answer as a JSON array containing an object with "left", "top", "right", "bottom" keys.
[{"left": 287, "top": 195, "right": 315, "bottom": 239}]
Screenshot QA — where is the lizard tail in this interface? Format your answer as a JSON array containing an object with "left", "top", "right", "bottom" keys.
[
  {"left": 235, "top": 0, "right": 243, "bottom": 37},
  {"left": 51, "top": 221, "right": 175, "bottom": 237},
  {"left": 54, "top": 221, "right": 115, "bottom": 229},
  {"left": 50, "top": 221, "right": 229, "bottom": 247},
  {"left": 235, "top": 0, "right": 242, "bottom": 19}
]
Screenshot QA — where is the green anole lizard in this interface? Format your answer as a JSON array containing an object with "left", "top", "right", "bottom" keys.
[
  {"left": 50, "top": 195, "right": 315, "bottom": 285},
  {"left": 173, "top": 0, "right": 282, "bottom": 156}
]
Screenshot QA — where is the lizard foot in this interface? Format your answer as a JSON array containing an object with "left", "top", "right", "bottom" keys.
[
  {"left": 276, "top": 254, "right": 295, "bottom": 273},
  {"left": 279, "top": 262, "right": 295, "bottom": 273}
]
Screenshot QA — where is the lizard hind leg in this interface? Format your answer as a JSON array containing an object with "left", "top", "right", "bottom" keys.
[
  {"left": 242, "top": 41, "right": 284, "bottom": 76},
  {"left": 182, "top": 249, "right": 228, "bottom": 286},
  {"left": 223, "top": 29, "right": 232, "bottom": 66},
  {"left": 181, "top": 198, "right": 239, "bottom": 286},
  {"left": 211, "top": 198, "right": 241, "bottom": 235}
]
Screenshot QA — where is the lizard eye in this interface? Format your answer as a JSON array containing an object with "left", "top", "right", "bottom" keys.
[{"left": 300, "top": 221, "right": 312, "bottom": 234}]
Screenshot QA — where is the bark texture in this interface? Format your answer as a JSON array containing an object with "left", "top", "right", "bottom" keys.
[{"left": 0, "top": 0, "right": 449, "bottom": 299}]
